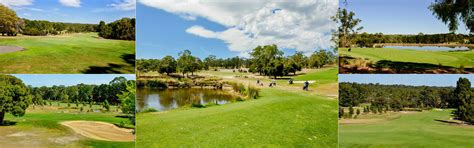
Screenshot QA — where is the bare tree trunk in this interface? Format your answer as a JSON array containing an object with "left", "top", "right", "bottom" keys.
[{"left": 0, "top": 112, "right": 4, "bottom": 125}]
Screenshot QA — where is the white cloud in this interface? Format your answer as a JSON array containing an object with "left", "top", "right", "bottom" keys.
[
  {"left": 186, "top": 26, "right": 218, "bottom": 38},
  {"left": 139, "top": 0, "right": 337, "bottom": 55},
  {"left": 0, "top": 0, "right": 33, "bottom": 7},
  {"left": 59, "top": 0, "right": 80, "bottom": 8},
  {"left": 109, "top": 0, "right": 136, "bottom": 11}
]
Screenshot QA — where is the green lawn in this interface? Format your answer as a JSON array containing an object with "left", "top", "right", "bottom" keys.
[
  {"left": 3, "top": 112, "right": 134, "bottom": 147},
  {"left": 339, "top": 110, "right": 474, "bottom": 147},
  {"left": 339, "top": 48, "right": 474, "bottom": 68},
  {"left": 0, "top": 33, "right": 135, "bottom": 73},
  {"left": 293, "top": 67, "right": 338, "bottom": 85},
  {"left": 137, "top": 88, "right": 338, "bottom": 147}
]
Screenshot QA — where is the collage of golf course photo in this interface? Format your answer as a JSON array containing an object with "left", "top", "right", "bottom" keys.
[{"left": 1, "top": 0, "right": 474, "bottom": 147}]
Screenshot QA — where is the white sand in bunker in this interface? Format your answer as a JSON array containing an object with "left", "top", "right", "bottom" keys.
[
  {"left": 60, "top": 120, "right": 134, "bottom": 142},
  {"left": 0, "top": 46, "right": 24, "bottom": 54}
]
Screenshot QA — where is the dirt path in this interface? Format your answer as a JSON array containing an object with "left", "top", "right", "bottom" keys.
[
  {"left": 0, "top": 46, "right": 24, "bottom": 54},
  {"left": 61, "top": 121, "right": 134, "bottom": 142}
]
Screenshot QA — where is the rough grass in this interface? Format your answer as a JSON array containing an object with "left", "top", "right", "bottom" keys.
[
  {"left": 339, "top": 48, "right": 474, "bottom": 68},
  {"left": 339, "top": 110, "right": 474, "bottom": 147},
  {"left": 0, "top": 33, "right": 135, "bottom": 73}
]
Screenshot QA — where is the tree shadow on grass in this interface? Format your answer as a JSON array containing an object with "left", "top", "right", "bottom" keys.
[
  {"left": 374, "top": 60, "right": 474, "bottom": 73},
  {"left": 339, "top": 56, "right": 474, "bottom": 74},
  {"left": 81, "top": 53, "right": 135, "bottom": 74},
  {"left": 121, "top": 53, "right": 135, "bottom": 67},
  {"left": 0, "top": 120, "right": 17, "bottom": 126},
  {"left": 82, "top": 63, "right": 128, "bottom": 74}
]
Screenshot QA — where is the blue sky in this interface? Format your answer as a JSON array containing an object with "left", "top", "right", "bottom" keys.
[
  {"left": 136, "top": 3, "right": 236, "bottom": 59},
  {"left": 12, "top": 74, "right": 135, "bottom": 87},
  {"left": 339, "top": 74, "right": 474, "bottom": 87},
  {"left": 136, "top": 1, "right": 337, "bottom": 59},
  {"left": 1, "top": 0, "right": 135, "bottom": 24},
  {"left": 340, "top": 0, "right": 469, "bottom": 34}
]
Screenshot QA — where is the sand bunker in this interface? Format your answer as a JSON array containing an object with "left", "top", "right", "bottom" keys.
[
  {"left": 60, "top": 121, "right": 134, "bottom": 142},
  {"left": 0, "top": 46, "right": 24, "bottom": 54}
]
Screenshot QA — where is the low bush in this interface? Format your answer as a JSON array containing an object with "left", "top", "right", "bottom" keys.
[{"left": 141, "top": 108, "right": 158, "bottom": 113}]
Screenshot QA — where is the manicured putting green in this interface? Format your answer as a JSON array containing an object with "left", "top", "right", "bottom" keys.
[
  {"left": 339, "top": 110, "right": 474, "bottom": 147},
  {"left": 0, "top": 33, "right": 135, "bottom": 73},
  {"left": 339, "top": 48, "right": 474, "bottom": 68}
]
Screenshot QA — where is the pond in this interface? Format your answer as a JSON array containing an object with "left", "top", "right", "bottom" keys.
[
  {"left": 136, "top": 88, "right": 237, "bottom": 111},
  {"left": 384, "top": 46, "right": 470, "bottom": 51}
]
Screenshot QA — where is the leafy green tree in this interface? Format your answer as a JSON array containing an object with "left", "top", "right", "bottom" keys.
[
  {"left": 203, "top": 55, "right": 217, "bottom": 70},
  {"left": 177, "top": 50, "right": 194, "bottom": 77},
  {"left": 454, "top": 77, "right": 473, "bottom": 123},
  {"left": 349, "top": 106, "right": 354, "bottom": 117},
  {"left": 159, "top": 56, "right": 177, "bottom": 75},
  {"left": 0, "top": 75, "right": 31, "bottom": 124},
  {"left": 429, "top": 0, "right": 470, "bottom": 33},
  {"left": 334, "top": 8, "right": 363, "bottom": 47},
  {"left": 0, "top": 4, "right": 21, "bottom": 36},
  {"left": 117, "top": 80, "right": 136, "bottom": 125},
  {"left": 103, "top": 99, "right": 110, "bottom": 111}
]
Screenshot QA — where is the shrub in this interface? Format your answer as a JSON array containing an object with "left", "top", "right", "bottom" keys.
[
  {"left": 141, "top": 108, "right": 158, "bottom": 113},
  {"left": 247, "top": 85, "right": 260, "bottom": 99},
  {"left": 147, "top": 80, "right": 168, "bottom": 88},
  {"left": 192, "top": 103, "right": 206, "bottom": 108}
]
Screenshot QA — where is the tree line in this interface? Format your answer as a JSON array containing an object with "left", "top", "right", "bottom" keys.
[
  {"left": 351, "top": 33, "right": 472, "bottom": 48},
  {"left": 339, "top": 77, "right": 474, "bottom": 123},
  {"left": 29, "top": 77, "right": 133, "bottom": 106},
  {"left": 0, "top": 75, "right": 135, "bottom": 124},
  {"left": 0, "top": 4, "right": 135, "bottom": 40},
  {"left": 22, "top": 19, "right": 96, "bottom": 36},
  {"left": 97, "top": 18, "right": 135, "bottom": 40},
  {"left": 334, "top": 6, "right": 472, "bottom": 48},
  {"left": 137, "top": 45, "right": 336, "bottom": 78}
]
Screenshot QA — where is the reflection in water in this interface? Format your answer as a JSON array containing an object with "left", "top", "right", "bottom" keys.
[
  {"left": 137, "top": 88, "right": 237, "bottom": 111},
  {"left": 384, "top": 46, "right": 470, "bottom": 51}
]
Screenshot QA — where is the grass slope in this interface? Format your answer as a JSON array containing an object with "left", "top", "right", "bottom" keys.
[
  {"left": 0, "top": 33, "right": 135, "bottom": 73},
  {"left": 293, "top": 67, "right": 338, "bottom": 85},
  {"left": 339, "top": 110, "right": 474, "bottom": 147},
  {"left": 137, "top": 88, "right": 338, "bottom": 147},
  {"left": 339, "top": 48, "right": 474, "bottom": 68}
]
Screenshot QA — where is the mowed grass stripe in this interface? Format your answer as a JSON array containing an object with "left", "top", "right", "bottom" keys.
[
  {"left": 137, "top": 88, "right": 338, "bottom": 147},
  {"left": 339, "top": 48, "right": 474, "bottom": 68}
]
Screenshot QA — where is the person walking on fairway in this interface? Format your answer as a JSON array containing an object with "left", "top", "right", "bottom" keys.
[{"left": 303, "top": 80, "right": 309, "bottom": 91}]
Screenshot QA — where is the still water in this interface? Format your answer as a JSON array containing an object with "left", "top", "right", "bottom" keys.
[
  {"left": 137, "top": 88, "right": 237, "bottom": 111},
  {"left": 384, "top": 46, "right": 470, "bottom": 51}
]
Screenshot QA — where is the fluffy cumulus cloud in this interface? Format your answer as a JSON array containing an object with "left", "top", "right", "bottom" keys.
[
  {"left": 140, "top": 0, "right": 337, "bottom": 55},
  {"left": 0, "top": 0, "right": 33, "bottom": 7},
  {"left": 109, "top": 0, "right": 136, "bottom": 11},
  {"left": 59, "top": 0, "right": 81, "bottom": 8}
]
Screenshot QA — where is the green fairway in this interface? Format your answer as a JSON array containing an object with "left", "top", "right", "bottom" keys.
[
  {"left": 339, "top": 110, "right": 474, "bottom": 147},
  {"left": 339, "top": 48, "right": 474, "bottom": 68},
  {"left": 0, "top": 33, "right": 135, "bottom": 73},
  {"left": 137, "top": 88, "right": 337, "bottom": 147},
  {"left": 293, "top": 67, "right": 338, "bottom": 85}
]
